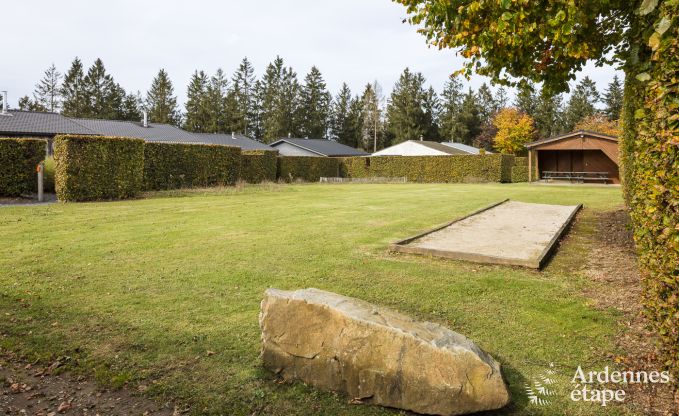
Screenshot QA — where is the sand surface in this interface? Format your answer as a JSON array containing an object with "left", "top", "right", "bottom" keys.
[{"left": 410, "top": 201, "right": 579, "bottom": 263}]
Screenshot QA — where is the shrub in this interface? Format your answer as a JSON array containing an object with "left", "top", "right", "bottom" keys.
[
  {"left": 144, "top": 142, "right": 241, "bottom": 190},
  {"left": 54, "top": 135, "right": 144, "bottom": 202},
  {"left": 511, "top": 166, "right": 528, "bottom": 183},
  {"left": 277, "top": 156, "right": 340, "bottom": 182},
  {"left": 44, "top": 156, "right": 55, "bottom": 193},
  {"left": 621, "top": 6, "right": 678, "bottom": 375},
  {"left": 241, "top": 150, "right": 278, "bottom": 183},
  {"left": 0, "top": 138, "right": 46, "bottom": 196},
  {"left": 338, "top": 154, "right": 515, "bottom": 183},
  {"left": 514, "top": 157, "right": 528, "bottom": 166}
]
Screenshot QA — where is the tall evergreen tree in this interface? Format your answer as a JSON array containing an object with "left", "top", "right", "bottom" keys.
[
  {"left": 562, "top": 76, "right": 600, "bottom": 131},
  {"left": 439, "top": 75, "right": 466, "bottom": 142},
  {"left": 81, "top": 59, "right": 122, "bottom": 119},
  {"left": 533, "top": 88, "right": 564, "bottom": 138},
  {"left": 61, "top": 58, "right": 88, "bottom": 117},
  {"left": 299, "top": 66, "right": 331, "bottom": 138},
  {"left": 422, "top": 86, "right": 440, "bottom": 141},
  {"left": 184, "top": 71, "right": 210, "bottom": 132},
  {"left": 514, "top": 82, "right": 538, "bottom": 117},
  {"left": 231, "top": 57, "right": 257, "bottom": 135},
  {"left": 347, "top": 96, "right": 364, "bottom": 149},
  {"left": 603, "top": 75, "right": 623, "bottom": 120},
  {"left": 385, "top": 68, "right": 429, "bottom": 145},
  {"left": 329, "top": 83, "right": 355, "bottom": 146},
  {"left": 361, "top": 82, "right": 384, "bottom": 152},
  {"left": 205, "top": 68, "right": 230, "bottom": 133},
  {"left": 279, "top": 66, "right": 302, "bottom": 138},
  {"left": 495, "top": 86, "right": 509, "bottom": 110},
  {"left": 120, "top": 91, "right": 142, "bottom": 121},
  {"left": 33, "top": 64, "right": 62, "bottom": 112},
  {"left": 258, "top": 57, "right": 286, "bottom": 142},
  {"left": 18, "top": 96, "right": 42, "bottom": 111},
  {"left": 457, "top": 88, "right": 482, "bottom": 145},
  {"left": 476, "top": 83, "right": 496, "bottom": 124},
  {"left": 146, "top": 69, "right": 179, "bottom": 125}
]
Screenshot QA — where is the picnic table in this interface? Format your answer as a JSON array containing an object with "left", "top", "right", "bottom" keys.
[{"left": 542, "top": 171, "right": 610, "bottom": 183}]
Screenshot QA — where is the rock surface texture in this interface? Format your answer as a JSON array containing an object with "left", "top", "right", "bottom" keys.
[{"left": 259, "top": 288, "right": 510, "bottom": 415}]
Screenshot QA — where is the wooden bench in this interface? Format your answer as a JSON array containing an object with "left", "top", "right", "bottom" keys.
[{"left": 542, "top": 171, "right": 610, "bottom": 184}]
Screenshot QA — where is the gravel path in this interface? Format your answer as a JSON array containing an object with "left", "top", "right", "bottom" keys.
[{"left": 410, "top": 200, "right": 580, "bottom": 264}]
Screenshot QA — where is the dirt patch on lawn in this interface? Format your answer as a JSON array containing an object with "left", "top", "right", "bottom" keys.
[
  {"left": 0, "top": 350, "right": 178, "bottom": 415},
  {"left": 583, "top": 209, "right": 678, "bottom": 415}
]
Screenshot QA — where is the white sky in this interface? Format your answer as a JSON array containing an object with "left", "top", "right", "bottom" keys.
[{"left": 2, "top": 0, "right": 623, "bottom": 109}]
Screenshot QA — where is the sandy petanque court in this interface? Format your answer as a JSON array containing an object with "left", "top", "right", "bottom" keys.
[{"left": 393, "top": 200, "right": 582, "bottom": 268}]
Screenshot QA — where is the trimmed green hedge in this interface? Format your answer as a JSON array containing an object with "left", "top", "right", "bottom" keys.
[
  {"left": 241, "top": 150, "right": 278, "bottom": 183},
  {"left": 54, "top": 135, "right": 144, "bottom": 202},
  {"left": 511, "top": 166, "right": 528, "bottom": 183},
  {"left": 144, "top": 142, "right": 241, "bottom": 190},
  {"left": 514, "top": 157, "right": 528, "bottom": 166},
  {"left": 277, "top": 156, "right": 340, "bottom": 182},
  {"left": 338, "top": 154, "right": 515, "bottom": 183},
  {"left": 0, "top": 138, "right": 46, "bottom": 196},
  {"left": 621, "top": 0, "right": 678, "bottom": 374}
]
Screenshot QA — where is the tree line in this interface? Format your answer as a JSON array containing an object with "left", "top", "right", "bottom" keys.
[{"left": 17, "top": 57, "right": 623, "bottom": 151}]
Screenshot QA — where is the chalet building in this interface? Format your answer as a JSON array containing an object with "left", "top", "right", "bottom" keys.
[
  {"left": 372, "top": 140, "right": 488, "bottom": 156},
  {"left": 270, "top": 138, "right": 368, "bottom": 157},
  {"left": 526, "top": 130, "right": 620, "bottom": 184}
]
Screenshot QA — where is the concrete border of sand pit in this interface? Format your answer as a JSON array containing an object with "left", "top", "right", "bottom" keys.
[{"left": 390, "top": 199, "right": 582, "bottom": 269}]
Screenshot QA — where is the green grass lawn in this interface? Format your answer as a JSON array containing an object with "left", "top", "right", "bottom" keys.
[{"left": 0, "top": 183, "right": 633, "bottom": 415}]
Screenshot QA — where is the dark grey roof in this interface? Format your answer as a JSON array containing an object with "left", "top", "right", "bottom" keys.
[
  {"left": 193, "top": 133, "right": 275, "bottom": 151},
  {"left": 270, "top": 138, "right": 369, "bottom": 157},
  {"left": 526, "top": 130, "right": 619, "bottom": 148},
  {"left": 71, "top": 118, "right": 201, "bottom": 144},
  {"left": 0, "top": 110, "right": 95, "bottom": 136}
]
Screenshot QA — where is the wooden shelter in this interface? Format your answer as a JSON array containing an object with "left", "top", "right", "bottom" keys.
[{"left": 526, "top": 130, "right": 620, "bottom": 184}]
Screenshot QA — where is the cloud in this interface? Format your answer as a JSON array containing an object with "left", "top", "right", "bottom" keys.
[{"left": 2, "top": 0, "right": 623, "bottom": 108}]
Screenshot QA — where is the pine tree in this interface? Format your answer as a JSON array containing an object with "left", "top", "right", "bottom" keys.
[
  {"left": 279, "top": 66, "right": 302, "bottom": 138},
  {"left": 184, "top": 71, "right": 210, "bottom": 132},
  {"left": 205, "top": 68, "right": 230, "bottom": 133},
  {"left": 360, "top": 82, "right": 384, "bottom": 152},
  {"left": 18, "top": 96, "right": 42, "bottom": 111},
  {"left": 603, "top": 75, "right": 623, "bottom": 120},
  {"left": 476, "top": 83, "right": 496, "bottom": 124},
  {"left": 61, "top": 58, "right": 88, "bottom": 117},
  {"left": 422, "top": 86, "right": 440, "bottom": 141},
  {"left": 33, "top": 64, "right": 62, "bottom": 112},
  {"left": 231, "top": 57, "right": 257, "bottom": 135},
  {"left": 329, "top": 83, "right": 355, "bottom": 146},
  {"left": 347, "top": 96, "right": 364, "bottom": 149},
  {"left": 250, "top": 80, "right": 265, "bottom": 140},
  {"left": 495, "top": 86, "right": 509, "bottom": 110},
  {"left": 258, "top": 57, "right": 285, "bottom": 143},
  {"left": 299, "top": 66, "right": 331, "bottom": 138},
  {"left": 562, "top": 76, "right": 600, "bottom": 131},
  {"left": 457, "top": 88, "right": 482, "bottom": 145},
  {"left": 120, "top": 91, "right": 142, "bottom": 121},
  {"left": 82, "top": 59, "right": 122, "bottom": 119},
  {"left": 514, "top": 82, "right": 537, "bottom": 117},
  {"left": 532, "top": 88, "right": 564, "bottom": 138},
  {"left": 146, "top": 69, "right": 179, "bottom": 125},
  {"left": 439, "top": 75, "right": 466, "bottom": 142},
  {"left": 385, "top": 68, "right": 429, "bottom": 145}
]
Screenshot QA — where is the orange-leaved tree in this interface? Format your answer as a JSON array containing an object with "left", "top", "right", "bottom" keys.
[
  {"left": 575, "top": 114, "right": 622, "bottom": 137},
  {"left": 492, "top": 108, "right": 535, "bottom": 155}
]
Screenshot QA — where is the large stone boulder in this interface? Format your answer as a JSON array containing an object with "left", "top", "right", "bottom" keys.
[{"left": 260, "top": 288, "right": 510, "bottom": 415}]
